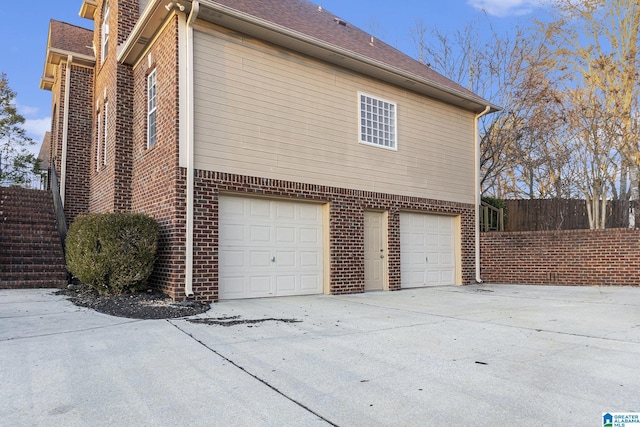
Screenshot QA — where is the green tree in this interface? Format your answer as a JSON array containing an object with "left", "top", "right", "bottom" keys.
[{"left": 0, "top": 73, "right": 39, "bottom": 187}]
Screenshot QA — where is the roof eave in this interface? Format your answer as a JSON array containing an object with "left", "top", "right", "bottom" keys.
[
  {"left": 120, "top": 0, "right": 499, "bottom": 113},
  {"left": 79, "top": 0, "right": 98, "bottom": 20},
  {"left": 40, "top": 48, "right": 95, "bottom": 91},
  {"left": 118, "top": 0, "right": 172, "bottom": 65},
  {"left": 197, "top": 2, "right": 499, "bottom": 114}
]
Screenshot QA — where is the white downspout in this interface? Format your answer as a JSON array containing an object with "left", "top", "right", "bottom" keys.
[
  {"left": 474, "top": 106, "right": 491, "bottom": 283},
  {"left": 60, "top": 55, "right": 73, "bottom": 204},
  {"left": 184, "top": 1, "right": 200, "bottom": 298}
]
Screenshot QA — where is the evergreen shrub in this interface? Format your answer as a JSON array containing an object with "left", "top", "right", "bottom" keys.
[{"left": 66, "top": 212, "right": 159, "bottom": 295}]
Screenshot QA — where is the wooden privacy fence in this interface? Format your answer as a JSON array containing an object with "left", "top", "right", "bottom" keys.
[{"left": 502, "top": 199, "right": 639, "bottom": 231}]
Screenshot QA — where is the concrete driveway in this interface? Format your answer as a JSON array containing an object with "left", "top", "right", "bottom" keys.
[{"left": 1, "top": 284, "right": 639, "bottom": 426}]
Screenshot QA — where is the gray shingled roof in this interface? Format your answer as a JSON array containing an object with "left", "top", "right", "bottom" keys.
[{"left": 206, "top": 0, "right": 490, "bottom": 106}]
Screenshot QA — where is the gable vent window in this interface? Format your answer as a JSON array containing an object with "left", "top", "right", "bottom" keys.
[
  {"left": 359, "top": 93, "right": 397, "bottom": 150},
  {"left": 147, "top": 69, "right": 157, "bottom": 148}
]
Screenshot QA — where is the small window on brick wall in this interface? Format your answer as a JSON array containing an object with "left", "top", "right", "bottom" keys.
[
  {"left": 95, "top": 104, "right": 108, "bottom": 171},
  {"left": 96, "top": 110, "right": 102, "bottom": 171},
  {"left": 147, "top": 69, "right": 157, "bottom": 149},
  {"left": 101, "top": 3, "right": 110, "bottom": 63},
  {"left": 103, "top": 102, "right": 108, "bottom": 166},
  {"left": 358, "top": 92, "right": 397, "bottom": 150}
]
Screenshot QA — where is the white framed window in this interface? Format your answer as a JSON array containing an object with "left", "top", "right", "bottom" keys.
[
  {"left": 101, "top": 3, "right": 110, "bottom": 63},
  {"left": 103, "top": 102, "right": 108, "bottom": 165},
  {"left": 96, "top": 110, "right": 102, "bottom": 171},
  {"left": 358, "top": 92, "right": 397, "bottom": 150},
  {"left": 147, "top": 69, "right": 157, "bottom": 148}
]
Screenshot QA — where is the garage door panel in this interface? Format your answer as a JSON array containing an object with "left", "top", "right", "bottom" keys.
[
  {"left": 220, "top": 197, "right": 244, "bottom": 215},
  {"left": 299, "top": 204, "right": 322, "bottom": 221},
  {"left": 250, "top": 225, "right": 271, "bottom": 243},
  {"left": 250, "top": 250, "right": 272, "bottom": 268},
  {"left": 275, "top": 276, "right": 296, "bottom": 292},
  {"left": 221, "top": 250, "right": 245, "bottom": 268},
  {"left": 300, "top": 274, "right": 321, "bottom": 291},
  {"left": 249, "top": 276, "right": 271, "bottom": 294},
  {"left": 276, "top": 251, "right": 296, "bottom": 267},
  {"left": 250, "top": 199, "right": 271, "bottom": 217},
  {"left": 300, "top": 228, "right": 321, "bottom": 244},
  {"left": 401, "top": 212, "right": 457, "bottom": 288},
  {"left": 222, "top": 277, "right": 245, "bottom": 297},
  {"left": 223, "top": 224, "right": 245, "bottom": 242},
  {"left": 426, "top": 271, "right": 440, "bottom": 284},
  {"left": 219, "top": 196, "right": 324, "bottom": 299},
  {"left": 275, "top": 226, "right": 295, "bottom": 244},
  {"left": 275, "top": 202, "right": 296, "bottom": 219},
  {"left": 300, "top": 251, "right": 320, "bottom": 267}
]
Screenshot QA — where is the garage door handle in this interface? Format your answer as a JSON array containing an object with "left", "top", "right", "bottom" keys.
[
  {"left": 426, "top": 256, "right": 428, "bottom": 262},
  {"left": 271, "top": 257, "right": 276, "bottom": 262}
]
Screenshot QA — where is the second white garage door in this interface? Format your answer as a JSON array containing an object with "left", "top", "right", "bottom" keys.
[
  {"left": 218, "top": 196, "right": 324, "bottom": 299},
  {"left": 400, "top": 212, "right": 457, "bottom": 288}
]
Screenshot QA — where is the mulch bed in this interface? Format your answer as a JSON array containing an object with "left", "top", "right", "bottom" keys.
[{"left": 56, "top": 282, "right": 210, "bottom": 319}]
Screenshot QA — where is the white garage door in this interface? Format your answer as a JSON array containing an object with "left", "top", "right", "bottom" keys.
[
  {"left": 400, "top": 212, "right": 456, "bottom": 288},
  {"left": 219, "top": 196, "right": 324, "bottom": 299}
]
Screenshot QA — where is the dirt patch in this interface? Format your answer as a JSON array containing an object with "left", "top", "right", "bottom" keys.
[
  {"left": 187, "top": 315, "right": 301, "bottom": 326},
  {"left": 56, "top": 282, "right": 210, "bottom": 320}
]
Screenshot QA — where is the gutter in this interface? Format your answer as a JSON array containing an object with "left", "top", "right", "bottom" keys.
[
  {"left": 60, "top": 54, "right": 73, "bottom": 205},
  {"left": 474, "top": 106, "right": 491, "bottom": 283},
  {"left": 184, "top": 1, "right": 200, "bottom": 299}
]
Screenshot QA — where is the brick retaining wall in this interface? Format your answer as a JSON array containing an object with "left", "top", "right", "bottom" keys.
[{"left": 480, "top": 229, "right": 640, "bottom": 286}]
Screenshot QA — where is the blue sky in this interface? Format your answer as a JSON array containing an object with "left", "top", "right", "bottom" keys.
[{"left": 0, "top": 0, "right": 547, "bottom": 153}]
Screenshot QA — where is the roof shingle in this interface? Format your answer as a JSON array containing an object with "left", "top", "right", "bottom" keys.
[{"left": 49, "top": 20, "right": 94, "bottom": 58}]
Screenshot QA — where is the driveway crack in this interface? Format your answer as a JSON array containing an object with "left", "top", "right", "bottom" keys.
[{"left": 168, "top": 320, "right": 338, "bottom": 427}]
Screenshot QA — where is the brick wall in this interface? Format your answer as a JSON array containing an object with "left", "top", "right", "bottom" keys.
[
  {"left": 47, "top": 61, "right": 93, "bottom": 225},
  {"left": 90, "top": 0, "right": 138, "bottom": 214},
  {"left": 63, "top": 64, "right": 93, "bottom": 223},
  {"left": 480, "top": 229, "right": 640, "bottom": 286},
  {"left": 131, "top": 15, "right": 185, "bottom": 299},
  {"left": 183, "top": 170, "right": 476, "bottom": 302}
]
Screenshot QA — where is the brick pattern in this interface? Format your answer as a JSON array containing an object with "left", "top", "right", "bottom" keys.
[
  {"left": 63, "top": 64, "right": 93, "bottom": 223},
  {"left": 90, "top": 0, "right": 138, "bottom": 214},
  {"left": 182, "top": 170, "right": 476, "bottom": 302},
  {"left": 0, "top": 187, "right": 68, "bottom": 289},
  {"left": 47, "top": 62, "right": 94, "bottom": 224},
  {"left": 480, "top": 229, "right": 640, "bottom": 286},
  {"left": 130, "top": 15, "right": 185, "bottom": 299}
]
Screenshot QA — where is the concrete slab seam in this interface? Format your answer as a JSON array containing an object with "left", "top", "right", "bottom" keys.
[{"left": 167, "top": 320, "right": 338, "bottom": 427}]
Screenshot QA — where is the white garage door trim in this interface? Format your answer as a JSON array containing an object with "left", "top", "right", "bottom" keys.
[
  {"left": 219, "top": 196, "right": 324, "bottom": 299},
  {"left": 400, "top": 212, "right": 459, "bottom": 288}
]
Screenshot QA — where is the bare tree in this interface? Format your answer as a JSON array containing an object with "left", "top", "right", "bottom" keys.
[
  {"left": 411, "top": 18, "right": 568, "bottom": 199},
  {"left": 544, "top": 0, "right": 640, "bottom": 225}
]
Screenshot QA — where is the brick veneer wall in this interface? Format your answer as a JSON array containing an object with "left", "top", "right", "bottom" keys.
[
  {"left": 480, "top": 229, "right": 640, "bottom": 286},
  {"left": 63, "top": 64, "right": 93, "bottom": 223},
  {"left": 131, "top": 15, "right": 185, "bottom": 298},
  {"left": 184, "top": 170, "right": 476, "bottom": 302},
  {"left": 48, "top": 61, "right": 93, "bottom": 225},
  {"left": 89, "top": 0, "right": 138, "bottom": 214}
]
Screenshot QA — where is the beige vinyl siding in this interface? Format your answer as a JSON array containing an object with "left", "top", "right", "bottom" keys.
[{"left": 192, "top": 23, "right": 476, "bottom": 204}]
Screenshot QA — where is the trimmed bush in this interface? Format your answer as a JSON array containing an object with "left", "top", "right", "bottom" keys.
[{"left": 66, "top": 212, "right": 159, "bottom": 295}]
